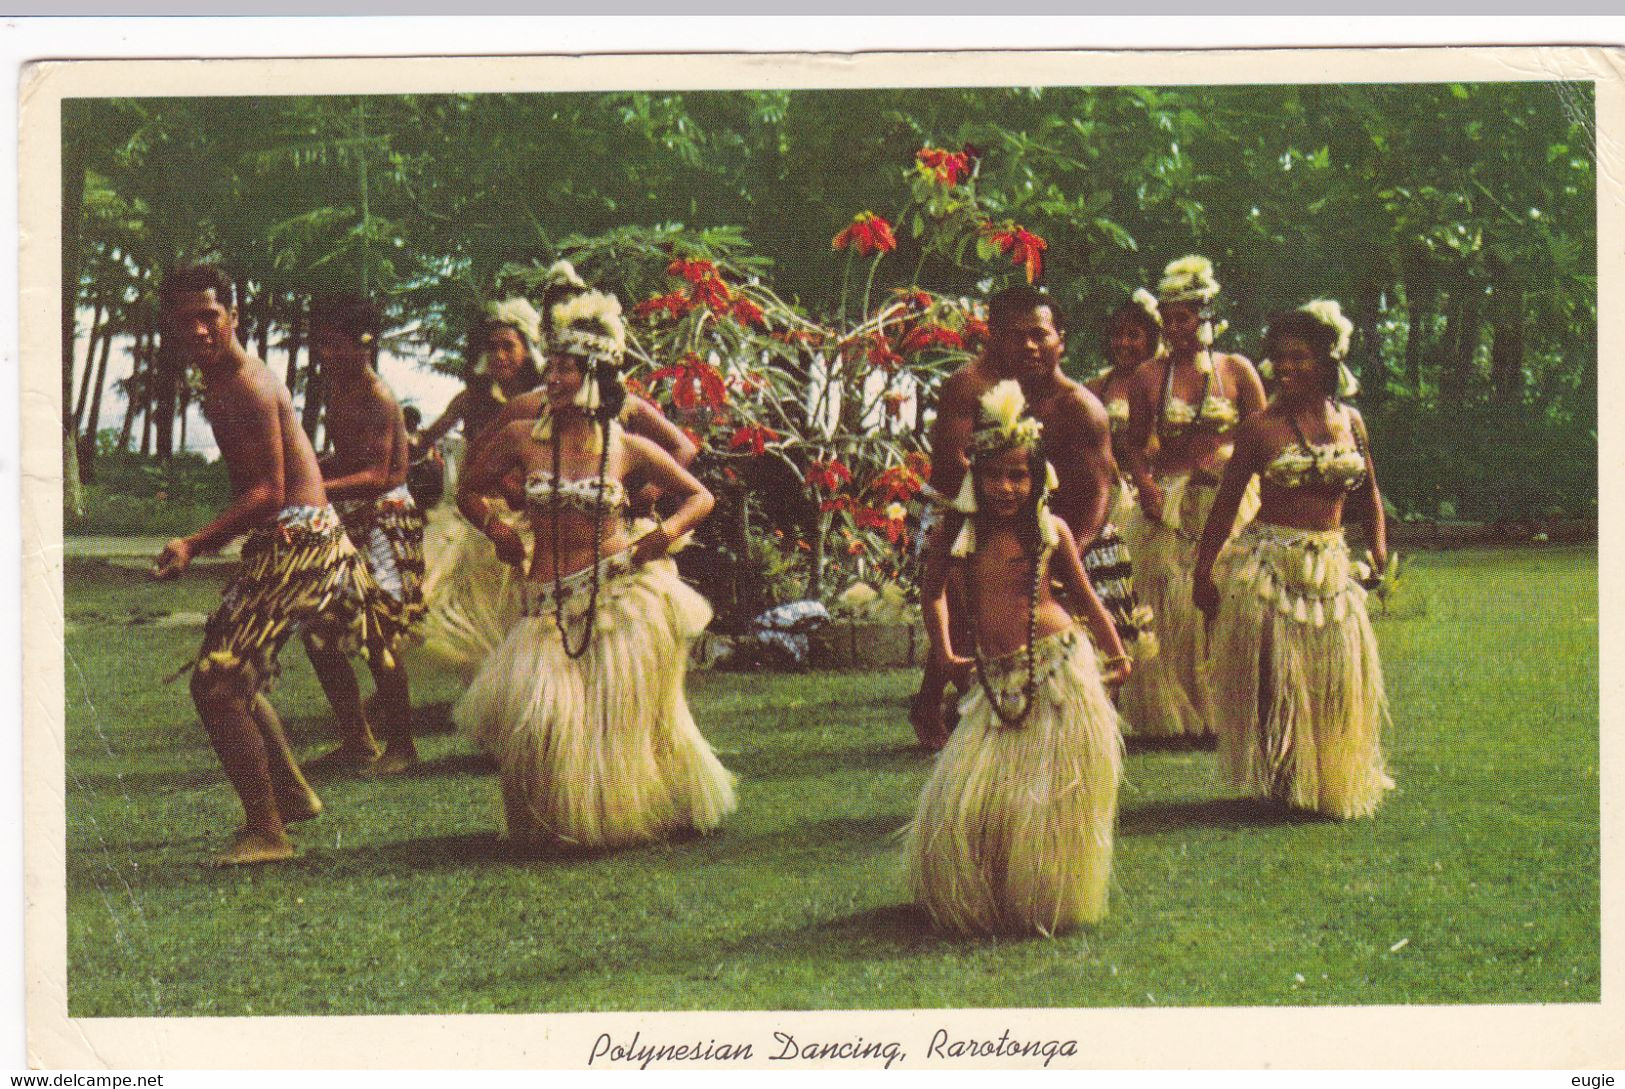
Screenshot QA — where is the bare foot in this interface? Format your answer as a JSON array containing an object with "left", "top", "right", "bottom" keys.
[
  {"left": 274, "top": 784, "right": 324, "bottom": 823},
  {"left": 214, "top": 829, "right": 295, "bottom": 866},
  {"left": 303, "top": 742, "right": 382, "bottom": 775},
  {"left": 364, "top": 745, "right": 421, "bottom": 777}
]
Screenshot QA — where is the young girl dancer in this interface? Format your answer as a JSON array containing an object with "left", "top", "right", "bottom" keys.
[
  {"left": 907, "top": 381, "right": 1131, "bottom": 936},
  {"left": 453, "top": 289, "right": 736, "bottom": 849},
  {"left": 1194, "top": 300, "right": 1393, "bottom": 819}
]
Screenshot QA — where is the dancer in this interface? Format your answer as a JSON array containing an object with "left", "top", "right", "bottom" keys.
[
  {"left": 1194, "top": 301, "right": 1393, "bottom": 818},
  {"left": 1082, "top": 291, "right": 1165, "bottom": 665},
  {"left": 453, "top": 289, "right": 735, "bottom": 849},
  {"left": 906, "top": 381, "right": 1130, "bottom": 936},
  {"left": 911, "top": 285, "right": 1114, "bottom": 749},
  {"left": 151, "top": 265, "right": 380, "bottom": 865},
  {"left": 415, "top": 296, "right": 547, "bottom": 678},
  {"left": 302, "top": 293, "right": 426, "bottom": 776},
  {"left": 469, "top": 262, "right": 698, "bottom": 518},
  {"left": 1117, "top": 256, "right": 1266, "bottom": 738}
]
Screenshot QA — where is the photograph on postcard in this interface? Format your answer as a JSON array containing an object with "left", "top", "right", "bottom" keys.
[{"left": 22, "top": 46, "right": 1610, "bottom": 1065}]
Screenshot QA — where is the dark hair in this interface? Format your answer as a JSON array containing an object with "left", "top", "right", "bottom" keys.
[
  {"left": 1262, "top": 309, "right": 1342, "bottom": 395},
  {"left": 1105, "top": 299, "right": 1160, "bottom": 355},
  {"left": 160, "top": 264, "right": 234, "bottom": 309},
  {"left": 972, "top": 442, "right": 1049, "bottom": 560},
  {"left": 402, "top": 405, "right": 423, "bottom": 431},
  {"left": 309, "top": 292, "right": 382, "bottom": 343},
  {"left": 988, "top": 285, "right": 1066, "bottom": 335}
]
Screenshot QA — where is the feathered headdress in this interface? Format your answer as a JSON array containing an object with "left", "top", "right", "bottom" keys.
[
  {"left": 1157, "top": 255, "right": 1221, "bottom": 306},
  {"left": 549, "top": 289, "right": 627, "bottom": 413},
  {"left": 472, "top": 296, "right": 543, "bottom": 379},
  {"left": 949, "top": 380, "right": 1061, "bottom": 557}
]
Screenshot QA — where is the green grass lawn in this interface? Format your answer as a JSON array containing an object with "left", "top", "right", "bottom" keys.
[{"left": 61, "top": 547, "right": 1599, "bottom": 1016}]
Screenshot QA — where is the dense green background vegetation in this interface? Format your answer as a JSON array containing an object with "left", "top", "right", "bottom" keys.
[{"left": 62, "top": 83, "right": 1596, "bottom": 524}]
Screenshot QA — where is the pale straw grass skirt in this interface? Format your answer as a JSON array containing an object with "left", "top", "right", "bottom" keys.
[
  {"left": 453, "top": 556, "right": 736, "bottom": 849},
  {"left": 1117, "top": 471, "right": 1259, "bottom": 737},
  {"left": 415, "top": 507, "right": 529, "bottom": 682},
  {"left": 1208, "top": 523, "right": 1393, "bottom": 819},
  {"left": 905, "top": 628, "right": 1125, "bottom": 936}
]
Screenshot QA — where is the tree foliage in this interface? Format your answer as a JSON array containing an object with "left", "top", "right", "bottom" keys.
[{"left": 63, "top": 82, "right": 1596, "bottom": 544}]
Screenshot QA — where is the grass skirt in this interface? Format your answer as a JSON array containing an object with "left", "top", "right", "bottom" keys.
[
  {"left": 905, "top": 628, "right": 1124, "bottom": 936},
  {"left": 453, "top": 556, "right": 737, "bottom": 849},
  {"left": 1209, "top": 523, "right": 1393, "bottom": 818},
  {"left": 416, "top": 505, "right": 529, "bottom": 681},
  {"left": 1117, "top": 470, "right": 1259, "bottom": 737}
]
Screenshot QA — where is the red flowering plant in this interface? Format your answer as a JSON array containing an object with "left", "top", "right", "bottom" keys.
[{"left": 490, "top": 140, "right": 1080, "bottom": 625}]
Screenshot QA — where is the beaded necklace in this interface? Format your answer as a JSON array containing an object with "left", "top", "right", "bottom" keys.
[{"left": 548, "top": 405, "right": 611, "bottom": 659}]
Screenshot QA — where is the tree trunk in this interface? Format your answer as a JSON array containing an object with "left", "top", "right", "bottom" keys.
[
  {"left": 1487, "top": 254, "right": 1526, "bottom": 403},
  {"left": 118, "top": 333, "right": 149, "bottom": 452},
  {"left": 152, "top": 338, "right": 180, "bottom": 464},
  {"left": 1439, "top": 279, "right": 1484, "bottom": 404},
  {"left": 302, "top": 351, "right": 324, "bottom": 442},
  {"left": 255, "top": 289, "right": 271, "bottom": 363},
  {"left": 61, "top": 141, "right": 86, "bottom": 507},
  {"left": 72, "top": 307, "right": 104, "bottom": 434},
  {"left": 83, "top": 327, "right": 115, "bottom": 476},
  {"left": 284, "top": 294, "right": 306, "bottom": 395},
  {"left": 1353, "top": 278, "right": 1386, "bottom": 406},
  {"left": 1401, "top": 249, "right": 1435, "bottom": 394}
]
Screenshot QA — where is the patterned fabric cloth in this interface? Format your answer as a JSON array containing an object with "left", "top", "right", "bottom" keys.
[
  {"left": 192, "top": 505, "right": 387, "bottom": 684},
  {"left": 334, "top": 484, "right": 427, "bottom": 650}
]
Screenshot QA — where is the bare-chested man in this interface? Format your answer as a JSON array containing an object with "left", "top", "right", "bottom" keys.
[
  {"left": 153, "top": 265, "right": 379, "bottom": 865},
  {"left": 910, "top": 285, "right": 1115, "bottom": 748},
  {"left": 301, "top": 293, "right": 426, "bottom": 776}
]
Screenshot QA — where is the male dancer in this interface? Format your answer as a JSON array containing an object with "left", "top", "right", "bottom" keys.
[
  {"left": 910, "top": 285, "right": 1115, "bottom": 748},
  {"left": 302, "top": 293, "right": 426, "bottom": 776},
  {"left": 153, "top": 265, "right": 376, "bottom": 864}
]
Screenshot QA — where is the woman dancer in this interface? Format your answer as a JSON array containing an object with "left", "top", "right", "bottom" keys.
[
  {"left": 415, "top": 298, "right": 546, "bottom": 678},
  {"left": 907, "top": 381, "right": 1130, "bottom": 936},
  {"left": 1194, "top": 301, "right": 1393, "bottom": 819},
  {"left": 1118, "top": 256, "right": 1266, "bottom": 738},
  {"left": 1083, "top": 291, "right": 1164, "bottom": 665},
  {"left": 453, "top": 290, "right": 736, "bottom": 849}
]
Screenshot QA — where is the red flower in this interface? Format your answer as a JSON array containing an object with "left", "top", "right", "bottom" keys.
[
  {"left": 820, "top": 496, "right": 852, "bottom": 514},
  {"left": 962, "top": 317, "right": 990, "bottom": 346},
  {"left": 632, "top": 291, "right": 697, "bottom": 323},
  {"left": 680, "top": 426, "right": 704, "bottom": 450},
  {"left": 905, "top": 451, "right": 931, "bottom": 478},
  {"left": 728, "top": 424, "right": 780, "bottom": 456},
  {"left": 806, "top": 458, "right": 853, "bottom": 492},
  {"left": 667, "top": 257, "right": 719, "bottom": 285},
  {"left": 647, "top": 353, "right": 729, "bottom": 410},
  {"left": 899, "top": 324, "right": 966, "bottom": 356},
  {"left": 868, "top": 462, "right": 924, "bottom": 504},
  {"left": 623, "top": 375, "right": 649, "bottom": 399},
  {"left": 855, "top": 503, "right": 907, "bottom": 544},
  {"left": 832, "top": 212, "right": 897, "bottom": 256},
  {"left": 916, "top": 146, "right": 972, "bottom": 187},
  {"left": 984, "top": 223, "right": 1048, "bottom": 283},
  {"left": 729, "top": 296, "right": 765, "bottom": 328},
  {"left": 845, "top": 332, "right": 904, "bottom": 372},
  {"left": 894, "top": 288, "right": 933, "bottom": 312}
]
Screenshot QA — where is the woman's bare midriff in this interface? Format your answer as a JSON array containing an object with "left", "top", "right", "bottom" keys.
[{"left": 526, "top": 509, "right": 632, "bottom": 583}]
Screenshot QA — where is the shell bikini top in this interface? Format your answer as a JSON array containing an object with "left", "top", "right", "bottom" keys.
[
  {"left": 524, "top": 471, "right": 629, "bottom": 516},
  {"left": 1157, "top": 358, "right": 1239, "bottom": 439},
  {"left": 1262, "top": 406, "right": 1368, "bottom": 492}
]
